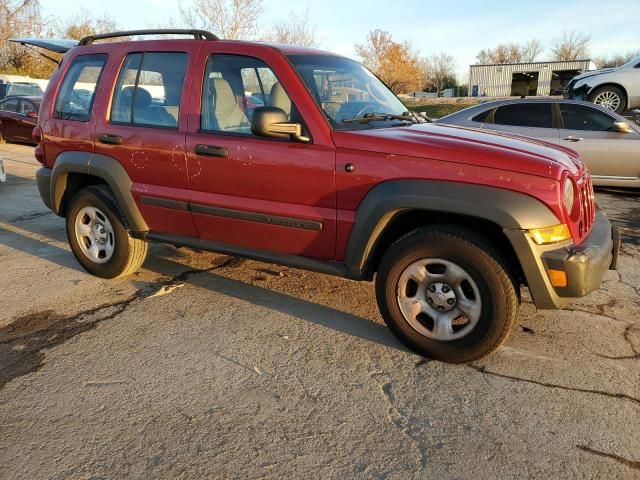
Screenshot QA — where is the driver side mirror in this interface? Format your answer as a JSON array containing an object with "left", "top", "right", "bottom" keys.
[
  {"left": 251, "top": 107, "right": 310, "bottom": 143},
  {"left": 612, "top": 121, "right": 634, "bottom": 133},
  {"left": 26, "top": 111, "right": 38, "bottom": 119}
]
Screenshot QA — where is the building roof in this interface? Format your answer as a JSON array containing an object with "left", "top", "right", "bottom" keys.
[{"left": 470, "top": 59, "right": 591, "bottom": 68}]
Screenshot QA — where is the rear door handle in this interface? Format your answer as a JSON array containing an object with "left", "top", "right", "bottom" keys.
[
  {"left": 194, "top": 144, "right": 228, "bottom": 158},
  {"left": 98, "top": 133, "right": 123, "bottom": 145},
  {"left": 563, "top": 136, "right": 583, "bottom": 142}
]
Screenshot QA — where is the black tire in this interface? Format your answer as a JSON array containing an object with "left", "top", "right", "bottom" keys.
[
  {"left": 65, "top": 185, "right": 148, "bottom": 279},
  {"left": 375, "top": 225, "right": 519, "bottom": 363},
  {"left": 589, "top": 85, "right": 627, "bottom": 114}
]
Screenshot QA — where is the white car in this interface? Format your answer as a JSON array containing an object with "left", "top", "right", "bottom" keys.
[
  {"left": 566, "top": 56, "right": 640, "bottom": 114},
  {"left": 0, "top": 157, "right": 6, "bottom": 182}
]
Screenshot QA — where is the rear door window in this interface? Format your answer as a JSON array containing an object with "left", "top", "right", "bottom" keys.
[
  {"left": 560, "top": 104, "right": 616, "bottom": 131},
  {"left": 110, "top": 52, "right": 188, "bottom": 129},
  {"left": 54, "top": 54, "right": 107, "bottom": 121},
  {"left": 493, "top": 103, "right": 553, "bottom": 128}
]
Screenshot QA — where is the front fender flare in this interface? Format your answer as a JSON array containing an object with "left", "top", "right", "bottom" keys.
[{"left": 344, "top": 180, "right": 560, "bottom": 274}]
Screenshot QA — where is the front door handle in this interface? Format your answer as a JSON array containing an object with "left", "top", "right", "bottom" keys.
[
  {"left": 563, "top": 136, "right": 583, "bottom": 142},
  {"left": 194, "top": 144, "right": 228, "bottom": 158},
  {"left": 98, "top": 133, "right": 123, "bottom": 145}
]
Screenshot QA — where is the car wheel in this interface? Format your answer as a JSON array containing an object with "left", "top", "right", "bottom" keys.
[
  {"left": 590, "top": 86, "right": 626, "bottom": 114},
  {"left": 375, "top": 225, "right": 518, "bottom": 363},
  {"left": 66, "top": 185, "right": 148, "bottom": 279}
]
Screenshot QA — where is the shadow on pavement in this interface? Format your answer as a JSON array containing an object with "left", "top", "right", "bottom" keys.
[{"left": 0, "top": 222, "right": 405, "bottom": 366}]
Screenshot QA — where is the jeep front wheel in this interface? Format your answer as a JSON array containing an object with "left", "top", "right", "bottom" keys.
[
  {"left": 375, "top": 226, "right": 518, "bottom": 363},
  {"left": 66, "top": 185, "right": 148, "bottom": 279},
  {"left": 589, "top": 86, "right": 626, "bottom": 114}
]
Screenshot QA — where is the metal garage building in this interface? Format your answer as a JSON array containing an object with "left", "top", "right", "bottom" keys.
[{"left": 469, "top": 60, "right": 597, "bottom": 97}]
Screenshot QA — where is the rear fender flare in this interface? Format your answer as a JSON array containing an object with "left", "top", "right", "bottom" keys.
[{"left": 51, "top": 151, "right": 148, "bottom": 232}]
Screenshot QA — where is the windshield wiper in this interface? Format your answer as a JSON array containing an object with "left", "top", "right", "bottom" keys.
[{"left": 342, "top": 111, "right": 417, "bottom": 125}]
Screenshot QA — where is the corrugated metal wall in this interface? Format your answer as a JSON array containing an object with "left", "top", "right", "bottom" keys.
[{"left": 469, "top": 60, "right": 593, "bottom": 97}]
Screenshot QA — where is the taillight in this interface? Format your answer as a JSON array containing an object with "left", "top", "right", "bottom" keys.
[
  {"left": 32, "top": 125, "right": 42, "bottom": 143},
  {"left": 32, "top": 125, "right": 45, "bottom": 165}
]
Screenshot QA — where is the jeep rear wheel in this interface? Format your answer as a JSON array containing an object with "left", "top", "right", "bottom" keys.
[
  {"left": 375, "top": 226, "right": 518, "bottom": 363},
  {"left": 66, "top": 185, "right": 148, "bottom": 279}
]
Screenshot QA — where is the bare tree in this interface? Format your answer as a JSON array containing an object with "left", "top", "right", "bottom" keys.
[
  {"left": 263, "top": 9, "right": 319, "bottom": 47},
  {"left": 476, "top": 39, "right": 542, "bottom": 64},
  {"left": 356, "top": 29, "right": 428, "bottom": 94},
  {"left": 521, "top": 39, "right": 543, "bottom": 62},
  {"left": 427, "top": 52, "right": 457, "bottom": 94},
  {"left": 551, "top": 31, "right": 590, "bottom": 61},
  {"left": 593, "top": 50, "right": 640, "bottom": 69},
  {"left": 0, "top": 0, "right": 51, "bottom": 77},
  {"left": 57, "top": 9, "right": 118, "bottom": 40},
  {"left": 179, "top": 0, "right": 263, "bottom": 40}
]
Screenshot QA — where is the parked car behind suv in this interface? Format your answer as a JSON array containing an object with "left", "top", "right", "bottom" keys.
[
  {"left": 437, "top": 99, "right": 640, "bottom": 188},
  {"left": 0, "top": 77, "right": 43, "bottom": 100},
  {"left": 0, "top": 95, "right": 41, "bottom": 144},
  {"left": 23, "top": 30, "right": 619, "bottom": 363},
  {"left": 565, "top": 56, "right": 640, "bottom": 113}
]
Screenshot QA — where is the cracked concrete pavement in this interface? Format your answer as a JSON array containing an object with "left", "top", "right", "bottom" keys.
[{"left": 0, "top": 143, "right": 638, "bottom": 479}]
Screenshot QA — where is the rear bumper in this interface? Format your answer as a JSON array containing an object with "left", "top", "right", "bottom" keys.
[
  {"left": 36, "top": 166, "right": 54, "bottom": 211},
  {"left": 505, "top": 207, "right": 618, "bottom": 309}
]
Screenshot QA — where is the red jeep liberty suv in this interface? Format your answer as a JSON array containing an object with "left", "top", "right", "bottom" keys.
[{"left": 24, "top": 30, "right": 619, "bottom": 362}]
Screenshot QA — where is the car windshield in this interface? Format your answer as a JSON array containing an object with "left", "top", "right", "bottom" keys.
[
  {"left": 287, "top": 54, "right": 411, "bottom": 130},
  {"left": 8, "top": 83, "right": 42, "bottom": 96},
  {"left": 616, "top": 56, "right": 640, "bottom": 69}
]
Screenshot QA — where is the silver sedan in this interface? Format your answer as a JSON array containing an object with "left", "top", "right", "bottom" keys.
[{"left": 436, "top": 99, "right": 640, "bottom": 188}]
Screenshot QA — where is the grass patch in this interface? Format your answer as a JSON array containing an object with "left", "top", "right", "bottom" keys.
[{"left": 406, "top": 103, "right": 475, "bottom": 118}]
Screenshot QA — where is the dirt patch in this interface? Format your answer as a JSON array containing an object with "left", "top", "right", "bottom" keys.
[
  {"left": 0, "top": 303, "right": 134, "bottom": 389},
  {"left": 0, "top": 255, "right": 241, "bottom": 389}
]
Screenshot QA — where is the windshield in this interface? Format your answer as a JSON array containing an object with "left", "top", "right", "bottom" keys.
[
  {"left": 287, "top": 54, "right": 410, "bottom": 130},
  {"left": 621, "top": 56, "right": 640, "bottom": 68},
  {"left": 8, "top": 83, "right": 42, "bottom": 96}
]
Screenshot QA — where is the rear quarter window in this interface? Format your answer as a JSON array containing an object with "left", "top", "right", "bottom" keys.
[
  {"left": 54, "top": 54, "right": 107, "bottom": 122},
  {"left": 471, "top": 109, "right": 492, "bottom": 123}
]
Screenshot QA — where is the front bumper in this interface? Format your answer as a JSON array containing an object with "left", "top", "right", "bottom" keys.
[
  {"left": 505, "top": 207, "right": 619, "bottom": 309},
  {"left": 564, "top": 83, "right": 590, "bottom": 101}
]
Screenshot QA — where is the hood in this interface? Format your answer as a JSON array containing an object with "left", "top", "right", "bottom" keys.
[
  {"left": 571, "top": 67, "right": 616, "bottom": 82},
  {"left": 332, "top": 123, "right": 584, "bottom": 179}
]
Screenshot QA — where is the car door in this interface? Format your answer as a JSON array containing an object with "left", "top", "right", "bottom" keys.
[
  {"left": 185, "top": 46, "right": 336, "bottom": 260},
  {"left": 482, "top": 102, "right": 559, "bottom": 143},
  {"left": 16, "top": 99, "right": 38, "bottom": 142},
  {"left": 93, "top": 43, "right": 200, "bottom": 237},
  {"left": 0, "top": 97, "right": 20, "bottom": 139},
  {"left": 556, "top": 102, "right": 640, "bottom": 180}
]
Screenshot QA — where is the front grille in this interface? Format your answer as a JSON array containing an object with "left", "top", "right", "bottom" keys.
[{"left": 579, "top": 176, "right": 595, "bottom": 238}]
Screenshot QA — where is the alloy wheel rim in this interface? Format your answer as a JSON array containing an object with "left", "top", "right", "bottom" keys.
[
  {"left": 397, "top": 258, "right": 482, "bottom": 341},
  {"left": 593, "top": 91, "right": 621, "bottom": 111},
  {"left": 74, "top": 206, "right": 115, "bottom": 264}
]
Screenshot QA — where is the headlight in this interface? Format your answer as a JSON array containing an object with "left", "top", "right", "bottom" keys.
[
  {"left": 563, "top": 177, "right": 575, "bottom": 215},
  {"left": 529, "top": 224, "right": 572, "bottom": 245}
]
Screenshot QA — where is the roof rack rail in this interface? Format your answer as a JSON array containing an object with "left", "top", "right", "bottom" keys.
[{"left": 79, "top": 29, "right": 218, "bottom": 46}]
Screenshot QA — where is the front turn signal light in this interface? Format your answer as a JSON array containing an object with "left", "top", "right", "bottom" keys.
[
  {"left": 529, "top": 224, "right": 571, "bottom": 245},
  {"left": 548, "top": 269, "right": 568, "bottom": 288}
]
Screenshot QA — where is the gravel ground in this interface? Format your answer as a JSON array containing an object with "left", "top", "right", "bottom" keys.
[{"left": 0, "top": 143, "right": 638, "bottom": 479}]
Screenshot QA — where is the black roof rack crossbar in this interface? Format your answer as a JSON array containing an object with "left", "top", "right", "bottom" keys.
[{"left": 79, "top": 29, "right": 218, "bottom": 46}]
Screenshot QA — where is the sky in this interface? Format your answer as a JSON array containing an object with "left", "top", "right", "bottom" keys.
[{"left": 40, "top": 0, "right": 640, "bottom": 78}]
